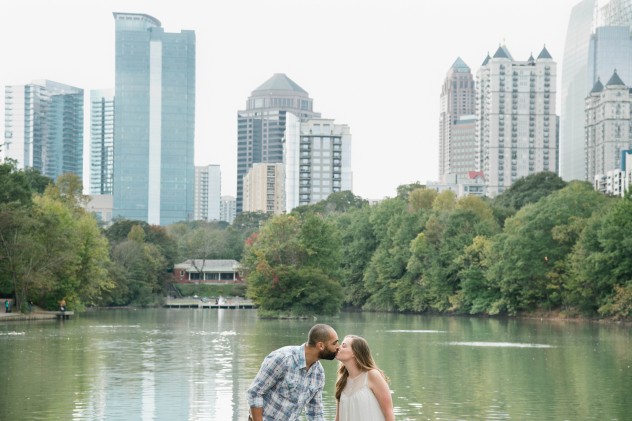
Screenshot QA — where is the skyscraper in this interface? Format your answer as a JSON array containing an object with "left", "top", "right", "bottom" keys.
[
  {"left": 476, "top": 46, "right": 557, "bottom": 197},
  {"left": 284, "top": 115, "right": 352, "bottom": 212},
  {"left": 560, "top": 0, "right": 632, "bottom": 181},
  {"left": 236, "top": 73, "right": 320, "bottom": 213},
  {"left": 585, "top": 71, "right": 632, "bottom": 181},
  {"left": 194, "top": 164, "right": 221, "bottom": 221},
  {"left": 90, "top": 89, "right": 114, "bottom": 195},
  {"left": 3, "top": 80, "right": 83, "bottom": 181},
  {"left": 112, "top": 12, "right": 195, "bottom": 225},
  {"left": 439, "top": 57, "right": 477, "bottom": 180}
]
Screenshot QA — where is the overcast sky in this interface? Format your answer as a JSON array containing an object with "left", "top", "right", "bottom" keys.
[{"left": 1, "top": 0, "right": 580, "bottom": 200}]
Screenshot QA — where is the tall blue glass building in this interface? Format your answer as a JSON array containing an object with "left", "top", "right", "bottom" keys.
[
  {"left": 3, "top": 80, "right": 83, "bottom": 181},
  {"left": 112, "top": 13, "right": 195, "bottom": 225}
]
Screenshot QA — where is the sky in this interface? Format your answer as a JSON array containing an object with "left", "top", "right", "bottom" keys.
[{"left": 0, "top": 0, "right": 581, "bottom": 200}]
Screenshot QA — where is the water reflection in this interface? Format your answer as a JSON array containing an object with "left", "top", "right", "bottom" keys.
[{"left": 0, "top": 309, "right": 630, "bottom": 420}]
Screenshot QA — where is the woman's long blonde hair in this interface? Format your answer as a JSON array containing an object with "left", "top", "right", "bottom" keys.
[{"left": 335, "top": 335, "right": 388, "bottom": 400}]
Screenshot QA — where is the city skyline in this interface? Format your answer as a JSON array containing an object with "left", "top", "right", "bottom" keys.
[{"left": 1, "top": 0, "right": 579, "bottom": 200}]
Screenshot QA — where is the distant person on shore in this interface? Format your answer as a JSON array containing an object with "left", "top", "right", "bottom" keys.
[
  {"left": 247, "top": 323, "right": 340, "bottom": 421},
  {"left": 4, "top": 299, "right": 9, "bottom": 313},
  {"left": 335, "top": 335, "right": 394, "bottom": 421}
]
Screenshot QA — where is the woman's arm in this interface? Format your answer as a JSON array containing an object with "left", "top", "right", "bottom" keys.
[
  {"left": 334, "top": 399, "right": 340, "bottom": 421},
  {"left": 368, "top": 369, "right": 395, "bottom": 421}
]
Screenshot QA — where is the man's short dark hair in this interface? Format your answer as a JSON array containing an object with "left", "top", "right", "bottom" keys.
[{"left": 308, "top": 324, "right": 333, "bottom": 346}]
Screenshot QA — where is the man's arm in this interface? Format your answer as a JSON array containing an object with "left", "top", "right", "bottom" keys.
[
  {"left": 249, "top": 406, "right": 263, "bottom": 421},
  {"left": 247, "top": 352, "right": 287, "bottom": 419}
]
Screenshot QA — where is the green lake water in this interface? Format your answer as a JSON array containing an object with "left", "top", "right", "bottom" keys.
[{"left": 0, "top": 309, "right": 630, "bottom": 420}]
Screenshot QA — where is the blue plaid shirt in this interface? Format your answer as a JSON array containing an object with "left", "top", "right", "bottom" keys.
[{"left": 247, "top": 344, "right": 325, "bottom": 421}]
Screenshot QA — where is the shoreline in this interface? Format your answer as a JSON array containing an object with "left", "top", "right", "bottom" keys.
[
  {"left": 0, "top": 311, "right": 64, "bottom": 322},
  {"left": 2, "top": 306, "right": 629, "bottom": 325}
]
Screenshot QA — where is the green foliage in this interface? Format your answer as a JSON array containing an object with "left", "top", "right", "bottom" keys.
[
  {"left": 292, "top": 191, "right": 368, "bottom": 216},
  {"left": 396, "top": 182, "right": 425, "bottom": 200},
  {"left": 363, "top": 197, "right": 427, "bottom": 311},
  {"left": 453, "top": 236, "right": 498, "bottom": 314},
  {"left": 408, "top": 188, "right": 437, "bottom": 212},
  {"left": 492, "top": 171, "right": 567, "bottom": 225},
  {"left": 0, "top": 159, "right": 51, "bottom": 206},
  {"left": 336, "top": 206, "right": 378, "bottom": 307},
  {"left": 403, "top": 196, "right": 500, "bottom": 313},
  {"left": 243, "top": 214, "right": 344, "bottom": 316},
  {"left": 488, "top": 182, "right": 607, "bottom": 315},
  {"left": 0, "top": 175, "right": 113, "bottom": 311},
  {"left": 569, "top": 192, "right": 632, "bottom": 318}
]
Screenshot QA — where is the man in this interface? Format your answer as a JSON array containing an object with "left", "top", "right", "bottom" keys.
[{"left": 247, "top": 323, "right": 339, "bottom": 421}]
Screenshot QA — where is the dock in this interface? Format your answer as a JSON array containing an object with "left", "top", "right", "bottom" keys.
[
  {"left": 56, "top": 311, "right": 74, "bottom": 320},
  {"left": 164, "top": 298, "right": 255, "bottom": 310}
]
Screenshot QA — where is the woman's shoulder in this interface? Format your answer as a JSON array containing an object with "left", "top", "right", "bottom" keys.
[
  {"left": 367, "top": 368, "right": 389, "bottom": 386},
  {"left": 366, "top": 368, "right": 383, "bottom": 381}
]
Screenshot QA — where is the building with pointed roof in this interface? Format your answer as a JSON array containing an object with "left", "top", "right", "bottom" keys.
[
  {"left": 439, "top": 57, "right": 477, "bottom": 181},
  {"left": 236, "top": 73, "right": 321, "bottom": 213},
  {"left": 475, "top": 45, "right": 558, "bottom": 197},
  {"left": 586, "top": 70, "right": 632, "bottom": 182},
  {"left": 560, "top": 0, "right": 632, "bottom": 182}
]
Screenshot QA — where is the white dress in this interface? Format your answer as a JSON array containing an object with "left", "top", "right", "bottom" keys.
[{"left": 338, "top": 371, "right": 385, "bottom": 421}]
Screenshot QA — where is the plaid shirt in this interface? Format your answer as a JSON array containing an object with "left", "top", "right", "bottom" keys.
[{"left": 247, "top": 344, "right": 325, "bottom": 421}]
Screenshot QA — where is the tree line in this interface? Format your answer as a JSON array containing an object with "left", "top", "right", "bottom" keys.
[
  {"left": 1, "top": 159, "right": 630, "bottom": 320},
  {"left": 0, "top": 160, "right": 268, "bottom": 312},
  {"left": 243, "top": 172, "right": 632, "bottom": 320}
]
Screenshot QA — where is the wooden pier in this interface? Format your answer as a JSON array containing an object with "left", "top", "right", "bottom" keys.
[
  {"left": 56, "top": 311, "right": 74, "bottom": 320},
  {"left": 164, "top": 299, "right": 254, "bottom": 310}
]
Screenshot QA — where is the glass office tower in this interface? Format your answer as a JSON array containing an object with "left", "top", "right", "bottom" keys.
[
  {"left": 560, "top": 0, "right": 632, "bottom": 181},
  {"left": 113, "top": 13, "right": 195, "bottom": 225},
  {"left": 236, "top": 73, "right": 320, "bottom": 213},
  {"left": 3, "top": 80, "right": 83, "bottom": 181},
  {"left": 560, "top": 0, "right": 595, "bottom": 181}
]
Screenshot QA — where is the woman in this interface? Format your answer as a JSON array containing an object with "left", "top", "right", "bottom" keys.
[{"left": 335, "top": 335, "right": 394, "bottom": 421}]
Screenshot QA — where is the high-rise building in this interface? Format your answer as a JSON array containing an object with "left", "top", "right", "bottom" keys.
[
  {"left": 3, "top": 80, "right": 83, "bottom": 181},
  {"left": 220, "top": 195, "right": 236, "bottom": 224},
  {"left": 194, "top": 165, "right": 221, "bottom": 221},
  {"left": 112, "top": 12, "right": 195, "bottom": 225},
  {"left": 90, "top": 89, "right": 114, "bottom": 195},
  {"left": 284, "top": 115, "right": 352, "bottom": 212},
  {"left": 560, "top": 0, "right": 632, "bottom": 181},
  {"left": 476, "top": 45, "right": 557, "bottom": 197},
  {"left": 236, "top": 73, "right": 320, "bottom": 213},
  {"left": 242, "top": 163, "right": 285, "bottom": 214},
  {"left": 439, "top": 57, "right": 477, "bottom": 180},
  {"left": 585, "top": 71, "right": 632, "bottom": 181}
]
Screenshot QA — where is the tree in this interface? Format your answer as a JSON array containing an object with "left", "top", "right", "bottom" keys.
[
  {"left": 492, "top": 171, "right": 568, "bottom": 225},
  {"left": 488, "top": 182, "right": 606, "bottom": 314},
  {"left": 30, "top": 179, "right": 113, "bottom": 310},
  {"left": 363, "top": 197, "right": 428, "bottom": 311},
  {"left": 243, "top": 214, "right": 343, "bottom": 316},
  {"left": 0, "top": 159, "right": 51, "bottom": 206},
  {"left": 336, "top": 206, "right": 378, "bottom": 307},
  {"left": 570, "top": 190, "right": 632, "bottom": 319},
  {"left": 292, "top": 191, "right": 368, "bottom": 216}
]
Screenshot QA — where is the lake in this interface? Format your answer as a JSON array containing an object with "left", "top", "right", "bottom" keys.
[{"left": 0, "top": 308, "right": 630, "bottom": 420}]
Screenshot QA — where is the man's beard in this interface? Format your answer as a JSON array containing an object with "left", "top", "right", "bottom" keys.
[{"left": 319, "top": 348, "right": 337, "bottom": 360}]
